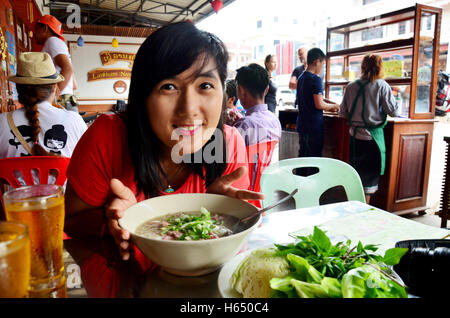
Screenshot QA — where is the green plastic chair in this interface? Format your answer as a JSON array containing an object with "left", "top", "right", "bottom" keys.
[{"left": 260, "top": 157, "right": 366, "bottom": 209}]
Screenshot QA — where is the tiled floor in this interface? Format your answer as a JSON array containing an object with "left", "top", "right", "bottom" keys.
[{"left": 404, "top": 211, "right": 448, "bottom": 230}]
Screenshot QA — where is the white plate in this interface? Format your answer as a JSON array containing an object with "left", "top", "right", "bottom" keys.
[
  {"left": 217, "top": 250, "right": 248, "bottom": 298},
  {"left": 217, "top": 244, "right": 410, "bottom": 298}
]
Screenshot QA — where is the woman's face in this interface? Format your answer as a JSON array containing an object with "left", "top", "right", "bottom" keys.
[
  {"left": 267, "top": 56, "right": 277, "bottom": 72},
  {"left": 146, "top": 56, "right": 223, "bottom": 159}
]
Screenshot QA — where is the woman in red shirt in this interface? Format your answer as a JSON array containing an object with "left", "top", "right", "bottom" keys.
[{"left": 64, "top": 22, "right": 263, "bottom": 261}]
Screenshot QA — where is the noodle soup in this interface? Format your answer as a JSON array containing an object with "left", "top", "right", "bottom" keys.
[{"left": 135, "top": 207, "right": 237, "bottom": 241}]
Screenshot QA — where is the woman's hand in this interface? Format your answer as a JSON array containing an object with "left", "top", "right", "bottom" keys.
[
  {"left": 105, "top": 178, "right": 136, "bottom": 260},
  {"left": 207, "top": 166, "right": 265, "bottom": 201}
]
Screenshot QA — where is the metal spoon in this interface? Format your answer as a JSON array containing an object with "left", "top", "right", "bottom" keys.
[{"left": 230, "top": 188, "right": 298, "bottom": 233}]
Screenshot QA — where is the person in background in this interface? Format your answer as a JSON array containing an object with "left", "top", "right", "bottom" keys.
[
  {"left": 233, "top": 63, "right": 281, "bottom": 147},
  {"left": 223, "top": 79, "right": 243, "bottom": 126},
  {"left": 290, "top": 47, "right": 308, "bottom": 109},
  {"left": 34, "top": 15, "right": 79, "bottom": 113},
  {"left": 64, "top": 22, "right": 264, "bottom": 261},
  {"left": 296, "top": 48, "right": 339, "bottom": 158},
  {"left": 290, "top": 47, "right": 308, "bottom": 90},
  {"left": 340, "top": 54, "right": 399, "bottom": 203},
  {"left": 264, "top": 54, "right": 278, "bottom": 113},
  {"left": 0, "top": 52, "right": 87, "bottom": 159}
]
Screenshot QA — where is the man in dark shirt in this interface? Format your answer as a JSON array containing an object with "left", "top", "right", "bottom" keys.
[
  {"left": 289, "top": 47, "right": 307, "bottom": 108},
  {"left": 290, "top": 47, "right": 308, "bottom": 89},
  {"left": 296, "top": 48, "right": 339, "bottom": 157}
]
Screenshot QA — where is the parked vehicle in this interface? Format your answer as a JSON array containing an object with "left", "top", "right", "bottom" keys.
[{"left": 277, "top": 89, "right": 296, "bottom": 107}]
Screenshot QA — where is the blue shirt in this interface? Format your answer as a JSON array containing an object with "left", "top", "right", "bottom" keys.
[
  {"left": 296, "top": 71, "right": 323, "bottom": 133},
  {"left": 233, "top": 104, "right": 282, "bottom": 146}
]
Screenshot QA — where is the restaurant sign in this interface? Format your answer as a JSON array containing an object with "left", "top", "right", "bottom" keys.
[
  {"left": 69, "top": 41, "right": 141, "bottom": 98},
  {"left": 87, "top": 51, "right": 136, "bottom": 82},
  {"left": 99, "top": 51, "right": 135, "bottom": 68},
  {"left": 87, "top": 68, "right": 132, "bottom": 82}
]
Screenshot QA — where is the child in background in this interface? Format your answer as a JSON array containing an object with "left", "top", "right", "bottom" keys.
[
  {"left": 233, "top": 63, "right": 282, "bottom": 147},
  {"left": 296, "top": 48, "right": 339, "bottom": 157},
  {"left": 224, "top": 79, "right": 243, "bottom": 126}
]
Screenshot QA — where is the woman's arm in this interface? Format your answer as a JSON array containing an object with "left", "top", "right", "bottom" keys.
[
  {"left": 64, "top": 183, "right": 104, "bottom": 238},
  {"left": 381, "top": 83, "right": 401, "bottom": 117},
  {"left": 207, "top": 166, "right": 265, "bottom": 201},
  {"left": 65, "top": 180, "right": 136, "bottom": 260}
]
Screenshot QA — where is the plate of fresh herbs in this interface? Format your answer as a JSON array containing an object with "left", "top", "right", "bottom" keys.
[{"left": 222, "top": 226, "right": 410, "bottom": 298}]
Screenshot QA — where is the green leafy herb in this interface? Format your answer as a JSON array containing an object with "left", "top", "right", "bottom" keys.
[
  {"left": 268, "top": 226, "right": 409, "bottom": 298},
  {"left": 382, "top": 248, "right": 409, "bottom": 266},
  {"left": 160, "top": 207, "right": 227, "bottom": 240},
  {"left": 275, "top": 226, "right": 386, "bottom": 279},
  {"left": 312, "top": 226, "right": 332, "bottom": 252}
]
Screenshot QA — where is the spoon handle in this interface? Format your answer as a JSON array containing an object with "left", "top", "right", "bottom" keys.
[{"left": 239, "top": 188, "right": 298, "bottom": 223}]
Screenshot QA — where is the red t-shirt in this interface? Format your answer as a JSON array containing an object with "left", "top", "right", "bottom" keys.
[{"left": 67, "top": 114, "right": 250, "bottom": 207}]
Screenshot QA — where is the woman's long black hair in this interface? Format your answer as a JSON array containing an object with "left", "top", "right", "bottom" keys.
[{"left": 125, "top": 22, "right": 229, "bottom": 198}]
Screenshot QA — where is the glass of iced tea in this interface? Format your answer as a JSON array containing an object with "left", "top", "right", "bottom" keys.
[
  {"left": 3, "top": 185, "right": 67, "bottom": 298},
  {"left": 0, "top": 221, "right": 30, "bottom": 298}
]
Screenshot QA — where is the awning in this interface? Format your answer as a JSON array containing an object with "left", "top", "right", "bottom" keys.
[{"left": 46, "top": 0, "right": 236, "bottom": 28}]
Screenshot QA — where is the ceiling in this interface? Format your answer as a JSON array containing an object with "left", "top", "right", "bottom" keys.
[{"left": 45, "top": 0, "right": 236, "bottom": 28}]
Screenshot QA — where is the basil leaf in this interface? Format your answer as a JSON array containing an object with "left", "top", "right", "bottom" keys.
[
  {"left": 357, "top": 241, "right": 364, "bottom": 253},
  {"left": 382, "top": 248, "right": 409, "bottom": 266},
  {"left": 312, "top": 226, "right": 332, "bottom": 253}
]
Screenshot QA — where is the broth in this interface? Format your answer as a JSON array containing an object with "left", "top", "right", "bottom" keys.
[{"left": 135, "top": 207, "right": 238, "bottom": 241}]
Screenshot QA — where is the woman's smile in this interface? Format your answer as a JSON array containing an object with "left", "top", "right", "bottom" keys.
[{"left": 174, "top": 124, "right": 203, "bottom": 136}]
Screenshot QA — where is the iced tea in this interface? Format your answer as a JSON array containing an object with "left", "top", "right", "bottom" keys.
[
  {"left": 3, "top": 185, "right": 66, "bottom": 297},
  {"left": 0, "top": 221, "right": 30, "bottom": 298}
]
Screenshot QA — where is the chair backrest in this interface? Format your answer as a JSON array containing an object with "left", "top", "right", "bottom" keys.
[
  {"left": 246, "top": 140, "right": 278, "bottom": 193},
  {"left": 0, "top": 156, "right": 71, "bottom": 238},
  {"left": 260, "top": 157, "right": 365, "bottom": 209},
  {"left": 0, "top": 156, "right": 70, "bottom": 188}
]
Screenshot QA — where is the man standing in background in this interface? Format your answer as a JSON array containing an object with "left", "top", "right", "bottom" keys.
[
  {"left": 289, "top": 47, "right": 308, "bottom": 108},
  {"left": 290, "top": 47, "right": 308, "bottom": 90},
  {"left": 35, "top": 15, "right": 79, "bottom": 113}
]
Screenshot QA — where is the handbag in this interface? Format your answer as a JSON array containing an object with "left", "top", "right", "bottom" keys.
[{"left": 7, "top": 112, "right": 34, "bottom": 155}]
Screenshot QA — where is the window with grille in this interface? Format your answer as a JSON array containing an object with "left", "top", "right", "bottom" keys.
[{"left": 399, "top": 21, "right": 406, "bottom": 35}]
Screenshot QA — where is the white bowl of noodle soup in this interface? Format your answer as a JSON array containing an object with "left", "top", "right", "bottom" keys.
[{"left": 119, "top": 193, "right": 260, "bottom": 276}]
